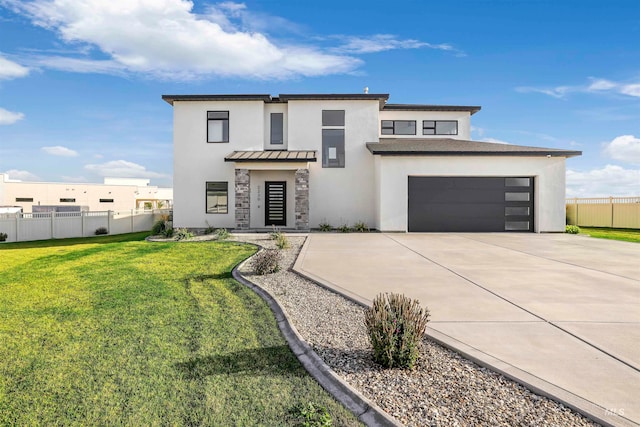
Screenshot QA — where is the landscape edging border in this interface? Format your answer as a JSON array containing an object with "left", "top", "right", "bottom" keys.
[{"left": 232, "top": 245, "right": 402, "bottom": 427}]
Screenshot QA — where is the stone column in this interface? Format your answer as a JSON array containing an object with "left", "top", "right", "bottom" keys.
[
  {"left": 235, "top": 169, "right": 250, "bottom": 230},
  {"left": 295, "top": 169, "right": 309, "bottom": 230}
]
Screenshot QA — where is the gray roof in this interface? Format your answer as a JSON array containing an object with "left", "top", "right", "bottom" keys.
[
  {"left": 224, "top": 150, "right": 317, "bottom": 162},
  {"left": 383, "top": 104, "right": 481, "bottom": 115},
  {"left": 366, "top": 138, "right": 582, "bottom": 157},
  {"left": 162, "top": 94, "right": 272, "bottom": 105},
  {"left": 162, "top": 93, "right": 389, "bottom": 106}
]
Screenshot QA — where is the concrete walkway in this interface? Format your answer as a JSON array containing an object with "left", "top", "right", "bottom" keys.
[{"left": 294, "top": 233, "right": 640, "bottom": 427}]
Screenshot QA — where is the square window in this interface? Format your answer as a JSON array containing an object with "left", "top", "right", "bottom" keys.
[
  {"left": 207, "top": 111, "right": 229, "bottom": 143},
  {"left": 322, "top": 110, "right": 345, "bottom": 126},
  {"left": 322, "top": 129, "right": 345, "bottom": 168},
  {"left": 206, "top": 182, "right": 228, "bottom": 214},
  {"left": 435, "top": 121, "right": 458, "bottom": 135},
  {"left": 394, "top": 120, "right": 416, "bottom": 135}
]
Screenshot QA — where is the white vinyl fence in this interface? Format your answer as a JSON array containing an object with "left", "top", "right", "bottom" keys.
[{"left": 0, "top": 209, "right": 170, "bottom": 243}]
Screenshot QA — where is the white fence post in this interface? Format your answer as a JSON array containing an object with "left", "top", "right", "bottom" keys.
[{"left": 51, "top": 211, "right": 56, "bottom": 239}]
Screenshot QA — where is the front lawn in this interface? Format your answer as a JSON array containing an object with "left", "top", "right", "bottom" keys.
[
  {"left": 0, "top": 233, "right": 359, "bottom": 425},
  {"left": 579, "top": 227, "right": 640, "bottom": 243}
]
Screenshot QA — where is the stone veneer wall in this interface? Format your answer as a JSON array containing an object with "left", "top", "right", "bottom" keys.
[
  {"left": 295, "top": 169, "right": 309, "bottom": 230},
  {"left": 235, "top": 169, "right": 250, "bottom": 230}
]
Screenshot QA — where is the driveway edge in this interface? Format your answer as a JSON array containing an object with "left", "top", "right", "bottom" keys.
[
  {"left": 292, "top": 235, "right": 635, "bottom": 427},
  {"left": 232, "top": 249, "right": 402, "bottom": 427}
]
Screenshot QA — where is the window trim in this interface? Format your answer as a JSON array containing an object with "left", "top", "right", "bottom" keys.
[
  {"left": 322, "top": 110, "right": 345, "bottom": 127},
  {"left": 59, "top": 198, "right": 76, "bottom": 203},
  {"left": 99, "top": 198, "right": 114, "bottom": 203},
  {"left": 381, "top": 120, "right": 416, "bottom": 135},
  {"left": 205, "top": 181, "right": 229, "bottom": 214},
  {"left": 207, "top": 111, "right": 229, "bottom": 143},
  {"left": 16, "top": 197, "right": 33, "bottom": 202},
  {"left": 422, "top": 120, "right": 458, "bottom": 135}
]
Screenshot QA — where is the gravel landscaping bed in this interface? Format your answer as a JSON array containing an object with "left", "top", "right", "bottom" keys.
[{"left": 236, "top": 234, "right": 598, "bottom": 427}]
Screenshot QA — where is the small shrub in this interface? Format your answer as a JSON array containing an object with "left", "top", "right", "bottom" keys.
[
  {"left": 318, "top": 222, "right": 332, "bottom": 232},
  {"left": 337, "top": 224, "right": 351, "bottom": 233},
  {"left": 293, "top": 402, "right": 332, "bottom": 427},
  {"left": 353, "top": 221, "right": 369, "bottom": 232},
  {"left": 151, "top": 218, "right": 168, "bottom": 235},
  {"left": 215, "top": 228, "right": 230, "bottom": 240},
  {"left": 204, "top": 221, "right": 215, "bottom": 235},
  {"left": 269, "top": 225, "right": 282, "bottom": 240},
  {"left": 94, "top": 227, "right": 108, "bottom": 235},
  {"left": 275, "top": 233, "right": 290, "bottom": 249},
  {"left": 0, "top": 232, "right": 7, "bottom": 242},
  {"left": 566, "top": 225, "right": 580, "bottom": 234},
  {"left": 162, "top": 227, "right": 174, "bottom": 238},
  {"left": 364, "top": 292, "right": 430, "bottom": 369},
  {"left": 253, "top": 249, "right": 281, "bottom": 275},
  {"left": 174, "top": 228, "right": 193, "bottom": 241}
]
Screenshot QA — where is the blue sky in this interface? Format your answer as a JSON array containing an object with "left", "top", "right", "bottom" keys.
[{"left": 0, "top": 0, "right": 638, "bottom": 196}]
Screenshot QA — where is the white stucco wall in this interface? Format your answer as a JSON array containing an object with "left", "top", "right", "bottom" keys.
[
  {"left": 375, "top": 155, "right": 567, "bottom": 232},
  {"left": 378, "top": 110, "right": 472, "bottom": 140},
  {"left": 287, "top": 100, "right": 380, "bottom": 228},
  {"left": 172, "top": 100, "right": 265, "bottom": 228}
]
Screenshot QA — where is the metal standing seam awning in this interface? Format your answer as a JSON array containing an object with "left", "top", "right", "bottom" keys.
[{"left": 224, "top": 150, "right": 317, "bottom": 162}]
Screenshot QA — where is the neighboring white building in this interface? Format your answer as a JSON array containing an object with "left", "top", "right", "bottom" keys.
[
  {"left": 163, "top": 93, "right": 580, "bottom": 232},
  {"left": 0, "top": 174, "right": 173, "bottom": 213}
]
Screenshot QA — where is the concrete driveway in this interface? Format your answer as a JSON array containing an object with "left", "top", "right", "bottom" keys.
[{"left": 294, "top": 233, "right": 640, "bottom": 427}]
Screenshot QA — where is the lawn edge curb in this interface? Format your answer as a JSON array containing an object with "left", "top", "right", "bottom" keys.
[{"left": 232, "top": 245, "right": 402, "bottom": 427}]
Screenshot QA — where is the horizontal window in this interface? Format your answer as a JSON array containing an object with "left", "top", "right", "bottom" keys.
[
  {"left": 60, "top": 198, "right": 76, "bottom": 203},
  {"left": 505, "top": 192, "right": 530, "bottom": 202},
  {"left": 505, "top": 221, "right": 530, "bottom": 231},
  {"left": 16, "top": 197, "right": 33, "bottom": 202},
  {"left": 505, "top": 207, "right": 530, "bottom": 216},
  {"left": 207, "top": 111, "right": 229, "bottom": 143},
  {"left": 382, "top": 120, "right": 416, "bottom": 135},
  {"left": 206, "top": 182, "right": 228, "bottom": 214},
  {"left": 99, "top": 198, "right": 114, "bottom": 203},
  {"left": 423, "top": 120, "right": 458, "bottom": 135},
  {"left": 322, "top": 110, "right": 345, "bottom": 127},
  {"left": 506, "top": 177, "right": 530, "bottom": 187}
]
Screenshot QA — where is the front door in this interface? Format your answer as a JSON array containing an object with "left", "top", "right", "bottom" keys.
[{"left": 265, "top": 181, "right": 286, "bottom": 226}]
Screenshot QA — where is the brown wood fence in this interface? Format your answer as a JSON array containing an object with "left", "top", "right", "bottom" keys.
[{"left": 566, "top": 197, "right": 640, "bottom": 229}]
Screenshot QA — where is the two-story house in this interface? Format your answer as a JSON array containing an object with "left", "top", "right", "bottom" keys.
[{"left": 162, "top": 93, "right": 580, "bottom": 232}]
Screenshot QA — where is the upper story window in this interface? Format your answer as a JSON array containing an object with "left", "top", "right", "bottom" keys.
[
  {"left": 207, "top": 111, "right": 229, "bottom": 143},
  {"left": 322, "top": 110, "right": 345, "bottom": 126},
  {"left": 270, "top": 113, "right": 283, "bottom": 145},
  {"left": 381, "top": 120, "right": 416, "bottom": 135},
  {"left": 322, "top": 110, "right": 345, "bottom": 168},
  {"left": 60, "top": 198, "right": 76, "bottom": 203},
  {"left": 16, "top": 197, "right": 33, "bottom": 202},
  {"left": 423, "top": 120, "right": 458, "bottom": 135}
]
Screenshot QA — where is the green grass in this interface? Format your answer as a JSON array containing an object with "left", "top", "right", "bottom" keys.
[
  {"left": 579, "top": 227, "right": 640, "bottom": 243},
  {"left": 0, "top": 233, "right": 360, "bottom": 426}
]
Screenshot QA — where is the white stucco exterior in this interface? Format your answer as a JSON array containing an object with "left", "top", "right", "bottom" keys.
[{"left": 165, "top": 93, "right": 577, "bottom": 233}]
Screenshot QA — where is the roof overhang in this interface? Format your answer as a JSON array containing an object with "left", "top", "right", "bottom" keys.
[
  {"left": 225, "top": 150, "right": 317, "bottom": 162},
  {"left": 366, "top": 138, "right": 582, "bottom": 158},
  {"left": 383, "top": 104, "right": 481, "bottom": 115}
]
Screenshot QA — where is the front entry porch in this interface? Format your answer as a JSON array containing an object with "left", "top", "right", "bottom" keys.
[{"left": 225, "top": 150, "right": 315, "bottom": 231}]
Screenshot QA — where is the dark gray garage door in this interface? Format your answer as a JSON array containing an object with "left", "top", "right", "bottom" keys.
[{"left": 408, "top": 177, "right": 534, "bottom": 232}]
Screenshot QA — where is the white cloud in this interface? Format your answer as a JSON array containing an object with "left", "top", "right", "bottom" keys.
[
  {"left": 4, "top": 169, "right": 40, "bottom": 181},
  {"left": 5, "top": 0, "right": 361, "bottom": 80},
  {"left": 0, "top": 107, "right": 25, "bottom": 125},
  {"left": 517, "top": 77, "right": 640, "bottom": 99},
  {"left": 41, "top": 145, "right": 79, "bottom": 157},
  {"left": 470, "top": 125, "right": 485, "bottom": 137},
  {"left": 481, "top": 137, "right": 511, "bottom": 145},
  {"left": 603, "top": 135, "right": 640, "bottom": 165},
  {"left": 333, "top": 34, "right": 460, "bottom": 55},
  {"left": 566, "top": 165, "right": 640, "bottom": 197},
  {"left": 0, "top": 55, "right": 29, "bottom": 79},
  {"left": 84, "top": 160, "right": 169, "bottom": 179}
]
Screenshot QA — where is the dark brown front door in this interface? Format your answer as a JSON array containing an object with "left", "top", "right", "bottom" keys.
[{"left": 265, "top": 181, "right": 286, "bottom": 226}]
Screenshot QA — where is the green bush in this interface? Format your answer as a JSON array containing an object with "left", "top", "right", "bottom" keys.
[
  {"left": 94, "top": 227, "right": 108, "bottom": 235},
  {"left": 0, "top": 232, "right": 7, "bottom": 242},
  {"left": 566, "top": 225, "right": 580, "bottom": 234},
  {"left": 162, "top": 227, "right": 174, "bottom": 238},
  {"left": 204, "top": 221, "right": 215, "bottom": 235},
  {"left": 318, "top": 222, "right": 332, "bottom": 232},
  {"left": 215, "top": 228, "right": 230, "bottom": 240},
  {"left": 151, "top": 218, "right": 168, "bottom": 235},
  {"left": 270, "top": 225, "right": 282, "bottom": 240},
  {"left": 275, "top": 233, "right": 290, "bottom": 249},
  {"left": 293, "top": 402, "right": 332, "bottom": 427},
  {"left": 337, "top": 224, "right": 351, "bottom": 233},
  {"left": 364, "top": 293, "right": 430, "bottom": 369},
  {"left": 353, "top": 221, "right": 369, "bottom": 232},
  {"left": 174, "top": 228, "right": 193, "bottom": 241},
  {"left": 253, "top": 249, "right": 281, "bottom": 275}
]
